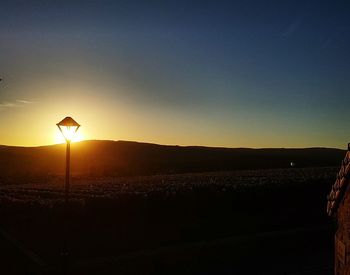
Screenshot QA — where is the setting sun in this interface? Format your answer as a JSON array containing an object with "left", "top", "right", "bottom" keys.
[{"left": 55, "top": 126, "right": 84, "bottom": 144}]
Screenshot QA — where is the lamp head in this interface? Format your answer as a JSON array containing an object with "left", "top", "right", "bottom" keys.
[{"left": 57, "top": 116, "right": 80, "bottom": 142}]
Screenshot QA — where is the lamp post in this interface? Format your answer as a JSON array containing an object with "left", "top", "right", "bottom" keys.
[
  {"left": 56, "top": 116, "right": 80, "bottom": 203},
  {"left": 56, "top": 116, "right": 80, "bottom": 273}
]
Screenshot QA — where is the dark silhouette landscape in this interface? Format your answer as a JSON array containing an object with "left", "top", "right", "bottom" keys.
[
  {"left": 0, "top": 140, "right": 344, "bottom": 179},
  {"left": 0, "top": 140, "right": 341, "bottom": 274}
]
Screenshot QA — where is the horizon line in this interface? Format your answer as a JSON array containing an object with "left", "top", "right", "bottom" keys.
[{"left": 0, "top": 139, "right": 346, "bottom": 151}]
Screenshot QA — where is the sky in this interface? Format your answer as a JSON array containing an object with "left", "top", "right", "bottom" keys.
[{"left": 0, "top": 0, "right": 349, "bottom": 148}]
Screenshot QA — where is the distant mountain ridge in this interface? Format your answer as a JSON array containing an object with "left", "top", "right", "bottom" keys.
[{"left": 0, "top": 140, "right": 345, "bottom": 177}]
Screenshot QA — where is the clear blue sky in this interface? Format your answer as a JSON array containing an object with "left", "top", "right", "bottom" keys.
[{"left": 0, "top": 0, "right": 349, "bottom": 148}]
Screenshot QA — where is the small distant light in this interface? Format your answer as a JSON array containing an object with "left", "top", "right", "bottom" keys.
[{"left": 290, "top": 162, "right": 296, "bottom": 167}]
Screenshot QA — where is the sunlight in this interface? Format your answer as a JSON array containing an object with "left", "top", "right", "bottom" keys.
[{"left": 55, "top": 127, "right": 84, "bottom": 144}]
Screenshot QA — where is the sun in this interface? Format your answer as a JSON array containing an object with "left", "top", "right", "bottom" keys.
[{"left": 54, "top": 127, "right": 84, "bottom": 144}]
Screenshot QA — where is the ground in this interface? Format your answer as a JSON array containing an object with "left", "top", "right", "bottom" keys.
[{"left": 0, "top": 167, "right": 336, "bottom": 274}]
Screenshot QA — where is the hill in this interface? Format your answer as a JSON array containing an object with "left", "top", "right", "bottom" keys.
[{"left": 0, "top": 140, "right": 345, "bottom": 178}]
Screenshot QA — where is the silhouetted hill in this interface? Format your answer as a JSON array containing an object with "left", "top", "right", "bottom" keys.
[{"left": 0, "top": 140, "right": 345, "bottom": 178}]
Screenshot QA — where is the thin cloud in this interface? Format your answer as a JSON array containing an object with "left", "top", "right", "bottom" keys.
[
  {"left": 0, "top": 99, "right": 35, "bottom": 109},
  {"left": 16, "top": 99, "right": 34, "bottom": 104},
  {"left": 281, "top": 17, "right": 303, "bottom": 37},
  {"left": 0, "top": 102, "right": 16, "bottom": 108}
]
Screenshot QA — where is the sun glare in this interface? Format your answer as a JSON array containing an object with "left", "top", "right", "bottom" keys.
[{"left": 55, "top": 127, "right": 84, "bottom": 144}]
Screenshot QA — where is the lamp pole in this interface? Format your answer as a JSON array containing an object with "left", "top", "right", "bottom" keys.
[
  {"left": 65, "top": 140, "right": 70, "bottom": 204},
  {"left": 57, "top": 117, "right": 80, "bottom": 202},
  {"left": 56, "top": 116, "right": 80, "bottom": 274},
  {"left": 62, "top": 139, "right": 71, "bottom": 274}
]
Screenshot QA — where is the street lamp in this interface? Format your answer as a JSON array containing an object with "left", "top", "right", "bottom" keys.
[
  {"left": 56, "top": 116, "right": 80, "bottom": 273},
  {"left": 57, "top": 116, "right": 80, "bottom": 203}
]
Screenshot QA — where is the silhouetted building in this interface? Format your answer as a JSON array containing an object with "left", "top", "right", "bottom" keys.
[{"left": 327, "top": 144, "right": 350, "bottom": 274}]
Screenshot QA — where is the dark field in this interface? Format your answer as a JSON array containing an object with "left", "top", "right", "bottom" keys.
[{"left": 0, "top": 167, "right": 337, "bottom": 274}]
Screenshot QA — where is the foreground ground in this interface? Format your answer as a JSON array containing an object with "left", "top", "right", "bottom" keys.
[{"left": 0, "top": 167, "right": 337, "bottom": 274}]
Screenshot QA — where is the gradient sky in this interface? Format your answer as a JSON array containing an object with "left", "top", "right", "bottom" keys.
[{"left": 0, "top": 0, "right": 349, "bottom": 148}]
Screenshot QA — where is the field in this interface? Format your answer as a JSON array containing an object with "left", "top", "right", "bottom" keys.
[{"left": 0, "top": 167, "right": 337, "bottom": 274}]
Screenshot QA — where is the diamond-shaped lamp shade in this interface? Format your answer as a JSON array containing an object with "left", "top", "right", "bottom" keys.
[{"left": 56, "top": 117, "right": 80, "bottom": 142}]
